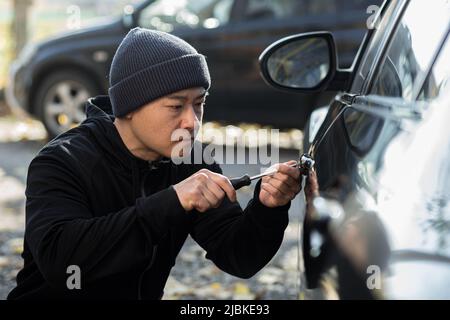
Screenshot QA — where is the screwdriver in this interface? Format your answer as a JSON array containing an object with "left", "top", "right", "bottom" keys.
[{"left": 230, "top": 154, "right": 315, "bottom": 190}]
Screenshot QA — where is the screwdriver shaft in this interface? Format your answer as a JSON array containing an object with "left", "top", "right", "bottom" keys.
[
  {"left": 230, "top": 155, "right": 314, "bottom": 190},
  {"left": 249, "top": 162, "right": 298, "bottom": 181}
]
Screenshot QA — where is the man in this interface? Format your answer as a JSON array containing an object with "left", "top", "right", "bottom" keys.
[{"left": 8, "top": 28, "right": 301, "bottom": 300}]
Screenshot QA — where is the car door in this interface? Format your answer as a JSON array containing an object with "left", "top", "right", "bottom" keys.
[
  {"left": 377, "top": 35, "right": 450, "bottom": 299},
  {"left": 303, "top": 0, "right": 404, "bottom": 153},
  {"left": 303, "top": 0, "right": 450, "bottom": 299}
]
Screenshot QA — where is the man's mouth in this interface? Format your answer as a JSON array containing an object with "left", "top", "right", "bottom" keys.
[{"left": 175, "top": 137, "right": 195, "bottom": 144}]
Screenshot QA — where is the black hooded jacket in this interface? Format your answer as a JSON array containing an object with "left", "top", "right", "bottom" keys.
[{"left": 7, "top": 96, "right": 290, "bottom": 300}]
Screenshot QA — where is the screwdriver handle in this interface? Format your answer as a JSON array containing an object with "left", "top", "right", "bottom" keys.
[{"left": 230, "top": 174, "right": 252, "bottom": 190}]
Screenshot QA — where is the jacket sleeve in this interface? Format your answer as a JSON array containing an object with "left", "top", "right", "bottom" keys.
[
  {"left": 189, "top": 164, "right": 290, "bottom": 279},
  {"left": 25, "top": 153, "right": 186, "bottom": 290}
]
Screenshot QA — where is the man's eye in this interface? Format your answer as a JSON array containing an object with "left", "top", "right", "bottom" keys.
[{"left": 170, "top": 105, "right": 183, "bottom": 110}]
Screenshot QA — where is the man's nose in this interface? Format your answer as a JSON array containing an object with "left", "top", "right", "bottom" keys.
[{"left": 180, "top": 105, "right": 199, "bottom": 131}]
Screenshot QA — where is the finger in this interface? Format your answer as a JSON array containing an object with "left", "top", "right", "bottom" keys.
[
  {"left": 265, "top": 176, "right": 293, "bottom": 196},
  {"left": 206, "top": 172, "right": 237, "bottom": 202},
  {"left": 201, "top": 185, "right": 221, "bottom": 208},
  {"left": 277, "top": 163, "right": 301, "bottom": 180},
  {"left": 205, "top": 179, "right": 226, "bottom": 205},
  {"left": 259, "top": 187, "right": 277, "bottom": 207},
  {"left": 262, "top": 178, "right": 290, "bottom": 198},
  {"left": 261, "top": 182, "right": 291, "bottom": 203},
  {"left": 271, "top": 172, "right": 299, "bottom": 189},
  {"left": 195, "top": 197, "right": 211, "bottom": 213},
  {"left": 274, "top": 173, "right": 302, "bottom": 194},
  {"left": 305, "top": 169, "right": 319, "bottom": 198}
]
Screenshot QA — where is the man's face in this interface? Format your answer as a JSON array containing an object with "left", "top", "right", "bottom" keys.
[{"left": 129, "top": 87, "right": 207, "bottom": 159}]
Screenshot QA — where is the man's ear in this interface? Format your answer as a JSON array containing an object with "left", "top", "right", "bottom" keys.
[{"left": 125, "top": 112, "right": 133, "bottom": 120}]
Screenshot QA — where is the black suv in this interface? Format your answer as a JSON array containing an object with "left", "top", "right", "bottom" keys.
[
  {"left": 260, "top": 0, "right": 450, "bottom": 299},
  {"left": 6, "top": 0, "right": 380, "bottom": 137}
]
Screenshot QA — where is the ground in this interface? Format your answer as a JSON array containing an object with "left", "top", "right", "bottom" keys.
[{"left": 0, "top": 113, "right": 318, "bottom": 300}]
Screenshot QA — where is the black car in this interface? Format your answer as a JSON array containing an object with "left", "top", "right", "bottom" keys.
[
  {"left": 6, "top": 0, "right": 381, "bottom": 137},
  {"left": 260, "top": 0, "right": 450, "bottom": 299}
]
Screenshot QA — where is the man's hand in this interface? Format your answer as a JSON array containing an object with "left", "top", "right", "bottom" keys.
[
  {"left": 304, "top": 168, "right": 319, "bottom": 201},
  {"left": 174, "top": 169, "right": 237, "bottom": 212},
  {"left": 259, "top": 160, "right": 302, "bottom": 208}
]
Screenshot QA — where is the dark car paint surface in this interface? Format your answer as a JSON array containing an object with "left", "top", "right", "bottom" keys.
[{"left": 296, "top": 0, "right": 450, "bottom": 299}]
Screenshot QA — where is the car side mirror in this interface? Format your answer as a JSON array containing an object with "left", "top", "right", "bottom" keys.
[{"left": 259, "top": 32, "right": 351, "bottom": 93}]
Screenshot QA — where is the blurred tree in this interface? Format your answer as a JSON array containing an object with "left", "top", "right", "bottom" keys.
[{"left": 11, "top": 0, "right": 32, "bottom": 58}]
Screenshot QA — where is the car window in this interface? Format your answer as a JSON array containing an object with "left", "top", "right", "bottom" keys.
[
  {"left": 369, "top": 0, "right": 450, "bottom": 101},
  {"left": 343, "top": 107, "right": 386, "bottom": 157},
  {"left": 243, "top": 0, "right": 374, "bottom": 20},
  {"left": 350, "top": 0, "right": 402, "bottom": 94},
  {"left": 138, "top": 0, "right": 234, "bottom": 32},
  {"left": 419, "top": 34, "right": 450, "bottom": 101}
]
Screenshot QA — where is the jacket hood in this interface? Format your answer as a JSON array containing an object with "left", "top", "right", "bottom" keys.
[{"left": 86, "top": 95, "right": 118, "bottom": 120}]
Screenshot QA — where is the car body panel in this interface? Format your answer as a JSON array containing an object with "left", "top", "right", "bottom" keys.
[{"left": 295, "top": 0, "right": 450, "bottom": 299}]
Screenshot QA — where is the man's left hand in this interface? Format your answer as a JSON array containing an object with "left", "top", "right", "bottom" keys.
[{"left": 259, "top": 160, "right": 301, "bottom": 208}]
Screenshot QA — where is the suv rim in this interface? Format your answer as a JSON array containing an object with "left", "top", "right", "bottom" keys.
[{"left": 43, "top": 80, "right": 90, "bottom": 136}]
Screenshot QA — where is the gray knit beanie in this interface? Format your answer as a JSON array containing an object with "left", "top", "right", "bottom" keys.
[{"left": 108, "top": 27, "right": 211, "bottom": 117}]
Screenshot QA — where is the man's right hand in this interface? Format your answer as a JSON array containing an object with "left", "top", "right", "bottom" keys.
[{"left": 173, "top": 169, "right": 237, "bottom": 212}]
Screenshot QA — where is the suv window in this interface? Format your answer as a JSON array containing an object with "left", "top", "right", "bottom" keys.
[
  {"left": 419, "top": 35, "right": 450, "bottom": 101},
  {"left": 370, "top": 0, "right": 450, "bottom": 101},
  {"left": 351, "top": 0, "right": 401, "bottom": 94},
  {"left": 138, "top": 0, "right": 234, "bottom": 32},
  {"left": 244, "top": 0, "right": 375, "bottom": 20}
]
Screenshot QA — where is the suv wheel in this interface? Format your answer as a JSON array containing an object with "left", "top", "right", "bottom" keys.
[{"left": 35, "top": 70, "right": 99, "bottom": 138}]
